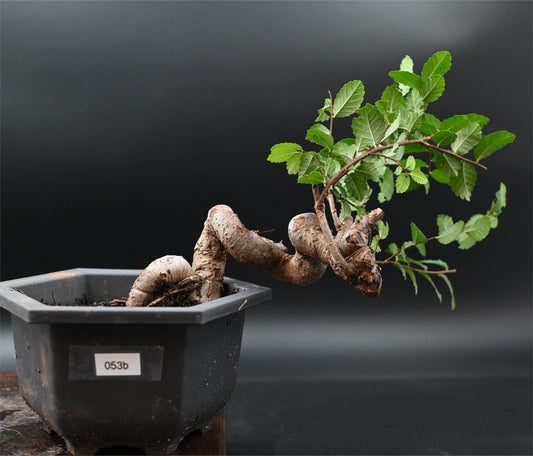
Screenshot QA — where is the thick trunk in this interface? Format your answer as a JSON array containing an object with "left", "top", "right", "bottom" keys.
[{"left": 127, "top": 204, "right": 383, "bottom": 306}]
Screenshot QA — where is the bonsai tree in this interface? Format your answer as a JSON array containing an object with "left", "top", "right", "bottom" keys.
[{"left": 125, "top": 51, "right": 514, "bottom": 310}]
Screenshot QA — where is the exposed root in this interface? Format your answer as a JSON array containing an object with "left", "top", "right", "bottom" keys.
[
  {"left": 126, "top": 255, "right": 195, "bottom": 307},
  {"left": 129, "top": 204, "right": 384, "bottom": 306}
]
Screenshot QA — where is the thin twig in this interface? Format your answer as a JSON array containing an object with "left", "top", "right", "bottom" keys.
[
  {"left": 377, "top": 260, "right": 457, "bottom": 275},
  {"left": 317, "top": 135, "right": 433, "bottom": 210},
  {"left": 421, "top": 141, "right": 487, "bottom": 170},
  {"left": 327, "top": 192, "right": 343, "bottom": 232}
]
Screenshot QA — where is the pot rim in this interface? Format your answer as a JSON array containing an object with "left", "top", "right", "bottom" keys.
[{"left": 0, "top": 268, "right": 271, "bottom": 324}]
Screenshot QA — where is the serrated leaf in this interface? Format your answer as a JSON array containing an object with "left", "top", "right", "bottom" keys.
[
  {"left": 396, "top": 173, "right": 410, "bottom": 193},
  {"left": 376, "top": 220, "right": 390, "bottom": 241},
  {"left": 394, "top": 262, "right": 407, "bottom": 279},
  {"left": 474, "top": 130, "right": 516, "bottom": 161},
  {"left": 400, "top": 55, "right": 414, "bottom": 72},
  {"left": 333, "top": 80, "right": 365, "bottom": 118},
  {"left": 433, "top": 130, "right": 457, "bottom": 146},
  {"left": 352, "top": 104, "right": 388, "bottom": 148},
  {"left": 297, "top": 171, "right": 324, "bottom": 184},
  {"left": 389, "top": 71, "right": 422, "bottom": 89},
  {"left": 430, "top": 169, "right": 450, "bottom": 185},
  {"left": 286, "top": 154, "right": 302, "bottom": 175},
  {"left": 434, "top": 152, "right": 462, "bottom": 177},
  {"left": 487, "top": 182, "right": 507, "bottom": 217},
  {"left": 410, "top": 222, "right": 427, "bottom": 256},
  {"left": 436, "top": 214, "right": 464, "bottom": 245},
  {"left": 405, "top": 155, "right": 416, "bottom": 171},
  {"left": 420, "top": 113, "right": 441, "bottom": 135},
  {"left": 414, "top": 75, "right": 445, "bottom": 104},
  {"left": 409, "top": 168, "right": 428, "bottom": 185},
  {"left": 382, "top": 116, "right": 401, "bottom": 141},
  {"left": 421, "top": 51, "right": 452, "bottom": 80},
  {"left": 324, "top": 157, "right": 341, "bottom": 179},
  {"left": 342, "top": 171, "right": 369, "bottom": 202},
  {"left": 451, "top": 123, "right": 482, "bottom": 155},
  {"left": 298, "top": 153, "right": 315, "bottom": 177},
  {"left": 450, "top": 162, "right": 477, "bottom": 201},
  {"left": 306, "top": 124, "right": 334, "bottom": 151},
  {"left": 406, "top": 267, "right": 418, "bottom": 294},
  {"left": 380, "top": 85, "right": 406, "bottom": 113},
  {"left": 316, "top": 98, "right": 331, "bottom": 122},
  {"left": 457, "top": 214, "right": 491, "bottom": 249},
  {"left": 268, "top": 143, "right": 302, "bottom": 162},
  {"left": 398, "top": 109, "right": 422, "bottom": 132},
  {"left": 438, "top": 274, "right": 456, "bottom": 310},
  {"left": 422, "top": 259, "right": 450, "bottom": 269},
  {"left": 332, "top": 141, "right": 356, "bottom": 164},
  {"left": 378, "top": 168, "right": 395, "bottom": 203},
  {"left": 420, "top": 272, "right": 443, "bottom": 303},
  {"left": 357, "top": 161, "right": 382, "bottom": 182},
  {"left": 464, "top": 114, "right": 489, "bottom": 128},
  {"left": 440, "top": 115, "right": 471, "bottom": 133}
]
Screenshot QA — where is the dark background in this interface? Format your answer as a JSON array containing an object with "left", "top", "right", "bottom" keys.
[{"left": 1, "top": 1, "right": 531, "bottom": 454}]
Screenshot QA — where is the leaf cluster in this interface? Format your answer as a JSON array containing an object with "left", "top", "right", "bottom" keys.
[{"left": 267, "top": 51, "right": 515, "bottom": 307}]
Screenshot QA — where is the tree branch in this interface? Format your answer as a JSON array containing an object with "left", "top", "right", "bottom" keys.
[{"left": 421, "top": 141, "right": 487, "bottom": 170}]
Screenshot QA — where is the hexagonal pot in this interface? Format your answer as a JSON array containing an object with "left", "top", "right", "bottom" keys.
[{"left": 0, "top": 268, "right": 271, "bottom": 455}]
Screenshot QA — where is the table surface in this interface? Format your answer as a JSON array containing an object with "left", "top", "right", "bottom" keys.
[{"left": 0, "top": 371, "right": 225, "bottom": 456}]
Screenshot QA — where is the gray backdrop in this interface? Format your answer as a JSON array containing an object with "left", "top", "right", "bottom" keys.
[{"left": 1, "top": 1, "right": 531, "bottom": 453}]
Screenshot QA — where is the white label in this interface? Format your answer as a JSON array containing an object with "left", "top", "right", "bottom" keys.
[{"left": 94, "top": 353, "right": 141, "bottom": 376}]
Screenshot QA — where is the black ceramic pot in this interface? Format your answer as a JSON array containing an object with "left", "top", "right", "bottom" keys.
[{"left": 0, "top": 268, "right": 271, "bottom": 455}]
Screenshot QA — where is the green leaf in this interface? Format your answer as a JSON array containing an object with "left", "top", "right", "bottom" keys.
[
  {"left": 306, "top": 124, "right": 333, "bottom": 151},
  {"left": 411, "top": 222, "right": 427, "bottom": 256},
  {"left": 286, "top": 154, "right": 302, "bottom": 175},
  {"left": 405, "top": 155, "right": 416, "bottom": 171},
  {"left": 378, "top": 168, "right": 395, "bottom": 203},
  {"left": 316, "top": 98, "right": 331, "bottom": 122},
  {"left": 410, "top": 168, "right": 429, "bottom": 185},
  {"left": 400, "top": 55, "right": 414, "bottom": 72},
  {"left": 421, "top": 51, "right": 452, "bottom": 80},
  {"left": 464, "top": 114, "right": 489, "bottom": 128},
  {"left": 451, "top": 123, "right": 482, "bottom": 155},
  {"left": 342, "top": 171, "right": 369, "bottom": 202},
  {"left": 415, "top": 75, "right": 445, "bottom": 103},
  {"left": 406, "top": 267, "right": 418, "bottom": 294},
  {"left": 376, "top": 220, "right": 390, "bottom": 240},
  {"left": 268, "top": 143, "right": 302, "bottom": 163},
  {"left": 332, "top": 141, "right": 356, "bottom": 164},
  {"left": 395, "top": 173, "right": 411, "bottom": 193},
  {"left": 488, "top": 182, "right": 507, "bottom": 216},
  {"left": 420, "top": 272, "right": 443, "bottom": 303},
  {"left": 433, "top": 130, "right": 457, "bottom": 146},
  {"left": 332, "top": 80, "right": 365, "bottom": 118},
  {"left": 430, "top": 169, "right": 450, "bottom": 185},
  {"left": 297, "top": 171, "right": 324, "bottom": 184},
  {"left": 436, "top": 214, "right": 464, "bottom": 245},
  {"left": 434, "top": 152, "right": 462, "bottom": 177},
  {"left": 324, "top": 157, "right": 341, "bottom": 179},
  {"left": 439, "top": 274, "right": 456, "bottom": 310},
  {"left": 450, "top": 162, "right": 477, "bottom": 201},
  {"left": 440, "top": 115, "right": 471, "bottom": 133},
  {"left": 458, "top": 214, "right": 491, "bottom": 249},
  {"left": 420, "top": 114, "right": 441, "bottom": 135},
  {"left": 352, "top": 104, "right": 388, "bottom": 148},
  {"left": 474, "top": 130, "right": 516, "bottom": 161},
  {"left": 389, "top": 71, "right": 422, "bottom": 89},
  {"left": 379, "top": 85, "right": 406, "bottom": 113}
]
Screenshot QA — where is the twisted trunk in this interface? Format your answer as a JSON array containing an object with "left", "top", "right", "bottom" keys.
[{"left": 127, "top": 204, "right": 383, "bottom": 307}]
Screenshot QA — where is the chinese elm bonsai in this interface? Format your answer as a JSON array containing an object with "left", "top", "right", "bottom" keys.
[{"left": 126, "top": 51, "right": 515, "bottom": 310}]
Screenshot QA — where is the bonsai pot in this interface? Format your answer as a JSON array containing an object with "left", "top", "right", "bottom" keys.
[{"left": 0, "top": 268, "right": 271, "bottom": 455}]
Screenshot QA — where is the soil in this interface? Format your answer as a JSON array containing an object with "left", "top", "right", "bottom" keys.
[{"left": 39, "top": 284, "right": 236, "bottom": 308}]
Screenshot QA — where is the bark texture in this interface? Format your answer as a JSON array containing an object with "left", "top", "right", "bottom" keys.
[{"left": 127, "top": 204, "right": 383, "bottom": 306}]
